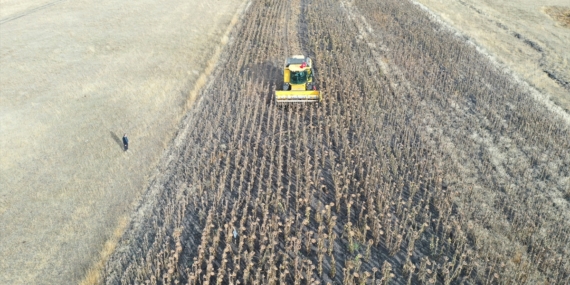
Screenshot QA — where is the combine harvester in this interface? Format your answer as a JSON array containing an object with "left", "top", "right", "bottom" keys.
[{"left": 275, "top": 55, "right": 322, "bottom": 103}]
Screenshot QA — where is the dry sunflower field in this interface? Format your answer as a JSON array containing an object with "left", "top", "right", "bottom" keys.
[{"left": 103, "top": 0, "right": 570, "bottom": 284}]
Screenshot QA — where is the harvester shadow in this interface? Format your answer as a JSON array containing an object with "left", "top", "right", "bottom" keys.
[{"left": 241, "top": 61, "right": 282, "bottom": 104}]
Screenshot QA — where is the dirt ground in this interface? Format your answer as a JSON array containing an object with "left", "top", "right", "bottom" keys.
[
  {"left": 0, "top": 0, "right": 246, "bottom": 284},
  {"left": 414, "top": 0, "right": 570, "bottom": 112}
]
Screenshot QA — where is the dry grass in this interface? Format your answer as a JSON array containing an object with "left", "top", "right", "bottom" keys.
[
  {"left": 543, "top": 6, "right": 570, "bottom": 28},
  {"left": 103, "top": 0, "right": 570, "bottom": 284},
  {"left": 0, "top": 0, "right": 245, "bottom": 284},
  {"left": 79, "top": 216, "right": 129, "bottom": 285}
]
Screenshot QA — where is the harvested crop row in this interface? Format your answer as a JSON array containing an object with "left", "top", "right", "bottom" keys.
[{"left": 103, "top": 0, "right": 569, "bottom": 284}]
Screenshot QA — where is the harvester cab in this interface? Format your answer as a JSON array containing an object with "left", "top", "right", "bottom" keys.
[{"left": 275, "top": 55, "right": 322, "bottom": 103}]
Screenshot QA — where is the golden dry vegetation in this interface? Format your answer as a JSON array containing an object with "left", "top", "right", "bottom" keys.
[
  {"left": 0, "top": 0, "right": 245, "bottom": 284},
  {"left": 544, "top": 6, "right": 570, "bottom": 28},
  {"left": 102, "top": 0, "right": 570, "bottom": 284}
]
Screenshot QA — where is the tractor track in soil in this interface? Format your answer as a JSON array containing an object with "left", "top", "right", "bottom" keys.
[{"left": 0, "top": 0, "right": 67, "bottom": 25}]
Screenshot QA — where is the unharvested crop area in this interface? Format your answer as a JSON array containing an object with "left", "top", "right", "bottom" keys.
[{"left": 104, "top": 0, "right": 570, "bottom": 284}]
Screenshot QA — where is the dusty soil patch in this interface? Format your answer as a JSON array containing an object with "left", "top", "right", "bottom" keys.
[{"left": 0, "top": 0, "right": 245, "bottom": 284}]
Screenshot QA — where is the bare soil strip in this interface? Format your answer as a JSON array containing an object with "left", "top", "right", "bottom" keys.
[{"left": 104, "top": 0, "right": 569, "bottom": 284}]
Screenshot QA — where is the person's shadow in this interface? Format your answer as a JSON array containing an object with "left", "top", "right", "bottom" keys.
[{"left": 110, "top": 131, "right": 124, "bottom": 150}]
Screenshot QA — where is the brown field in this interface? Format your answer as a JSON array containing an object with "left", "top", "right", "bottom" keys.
[
  {"left": 103, "top": 0, "right": 570, "bottom": 284},
  {"left": 0, "top": 0, "right": 246, "bottom": 284}
]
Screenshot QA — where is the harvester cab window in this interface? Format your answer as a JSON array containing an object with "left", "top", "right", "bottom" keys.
[{"left": 290, "top": 70, "right": 308, "bottom": 84}]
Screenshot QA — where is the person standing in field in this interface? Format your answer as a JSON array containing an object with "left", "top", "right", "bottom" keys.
[{"left": 123, "top": 133, "right": 129, "bottom": 151}]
